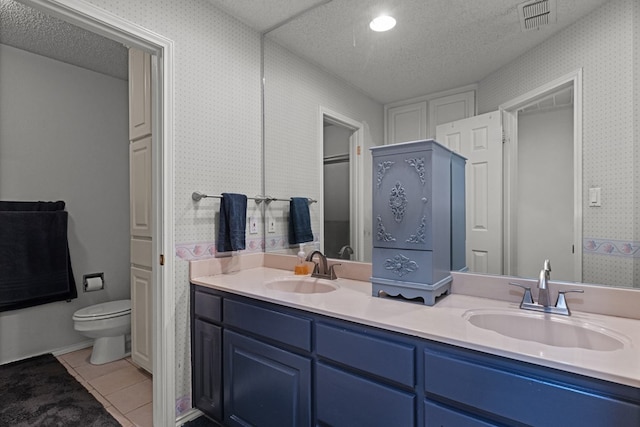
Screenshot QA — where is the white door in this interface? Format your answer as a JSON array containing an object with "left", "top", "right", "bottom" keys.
[
  {"left": 385, "top": 101, "right": 427, "bottom": 145},
  {"left": 131, "top": 266, "right": 153, "bottom": 370},
  {"left": 129, "top": 135, "right": 153, "bottom": 373},
  {"left": 128, "top": 48, "right": 152, "bottom": 141},
  {"left": 129, "top": 48, "right": 153, "bottom": 373},
  {"left": 436, "top": 111, "right": 503, "bottom": 274},
  {"left": 427, "top": 90, "right": 475, "bottom": 138}
]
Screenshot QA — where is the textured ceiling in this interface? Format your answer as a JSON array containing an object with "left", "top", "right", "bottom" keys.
[
  {"left": 207, "top": 0, "right": 610, "bottom": 104},
  {"left": 1, "top": 0, "right": 611, "bottom": 100},
  {"left": 0, "top": 0, "right": 128, "bottom": 80}
]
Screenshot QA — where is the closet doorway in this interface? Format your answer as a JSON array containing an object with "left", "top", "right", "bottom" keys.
[
  {"left": 319, "top": 107, "right": 364, "bottom": 261},
  {"left": 323, "top": 121, "right": 353, "bottom": 259}
]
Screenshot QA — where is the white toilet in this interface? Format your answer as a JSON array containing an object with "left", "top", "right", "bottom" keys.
[{"left": 73, "top": 299, "right": 131, "bottom": 365}]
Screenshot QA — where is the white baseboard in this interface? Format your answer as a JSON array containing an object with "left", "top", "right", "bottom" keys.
[
  {"left": 1, "top": 340, "right": 94, "bottom": 365},
  {"left": 51, "top": 340, "right": 94, "bottom": 356}
]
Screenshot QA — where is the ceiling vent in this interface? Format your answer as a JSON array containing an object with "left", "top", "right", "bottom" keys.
[{"left": 518, "top": 0, "right": 556, "bottom": 31}]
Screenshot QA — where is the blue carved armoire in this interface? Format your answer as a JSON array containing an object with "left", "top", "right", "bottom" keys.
[{"left": 370, "top": 139, "right": 466, "bottom": 305}]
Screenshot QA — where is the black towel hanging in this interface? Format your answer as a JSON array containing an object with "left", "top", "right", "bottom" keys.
[{"left": 0, "top": 201, "right": 77, "bottom": 312}]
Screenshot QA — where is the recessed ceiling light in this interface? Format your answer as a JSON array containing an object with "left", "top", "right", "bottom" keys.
[{"left": 369, "top": 15, "right": 396, "bottom": 32}]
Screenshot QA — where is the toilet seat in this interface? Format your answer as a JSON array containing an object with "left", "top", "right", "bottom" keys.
[{"left": 73, "top": 300, "right": 131, "bottom": 321}]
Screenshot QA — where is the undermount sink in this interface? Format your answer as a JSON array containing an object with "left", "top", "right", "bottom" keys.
[
  {"left": 264, "top": 276, "right": 338, "bottom": 294},
  {"left": 464, "top": 309, "right": 628, "bottom": 352}
]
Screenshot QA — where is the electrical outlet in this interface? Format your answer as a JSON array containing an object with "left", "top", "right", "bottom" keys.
[
  {"left": 249, "top": 217, "right": 258, "bottom": 234},
  {"left": 268, "top": 216, "right": 276, "bottom": 233}
]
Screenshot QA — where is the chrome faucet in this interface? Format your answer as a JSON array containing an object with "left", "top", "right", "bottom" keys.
[
  {"left": 306, "top": 250, "right": 340, "bottom": 280},
  {"left": 537, "top": 259, "right": 552, "bottom": 307},
  {"left": 509, "top": 259, "right": 584, "bottom": 316}
]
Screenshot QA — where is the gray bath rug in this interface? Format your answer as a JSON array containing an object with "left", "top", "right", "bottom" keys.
[{"left": 0, "top": 353, "right": 120, "bottom": 427}]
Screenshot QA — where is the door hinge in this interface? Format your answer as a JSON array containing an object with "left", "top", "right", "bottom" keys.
[
  {"left": 572, "top": 245, "right": 574, "bottom": 254},
  {"left": 159, "top": 254, "right": 165, "bottom": 266},
  {"left": 357, "top": 145, "right": 361, "bottom": 155}
]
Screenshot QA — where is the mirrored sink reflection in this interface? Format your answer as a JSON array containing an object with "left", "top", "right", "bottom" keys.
[
  {"left": 264, "top": 276, "right": 339, "bottom": 294},
  {"left": 464, "top": 309, "right": 628, "bottom": 352}
]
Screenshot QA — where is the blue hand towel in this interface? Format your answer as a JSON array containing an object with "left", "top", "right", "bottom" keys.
[
  {"left": 216, "top": 193, "right": 247, "bottom": 253},
  {"left": 288, "top": 197, "right": 313, "bottom": 244}
]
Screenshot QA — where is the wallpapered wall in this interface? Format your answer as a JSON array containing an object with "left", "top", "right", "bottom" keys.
[
  {"left": 477, "top": 0, "right": 638, "bottom": 287},
  {"left": 634, "top": 0, "right": 640, "bottom": 284}
]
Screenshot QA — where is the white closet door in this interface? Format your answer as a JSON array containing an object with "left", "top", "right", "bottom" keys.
[
  {"left": 428, "top": 91, "right": 475, "bottom": 138},
  {"left": 385, "top": 101, "right": 427, "bottom": 144}
]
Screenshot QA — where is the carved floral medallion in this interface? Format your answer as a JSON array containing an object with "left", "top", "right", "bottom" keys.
[
  {"left": 384, "top": 254, "right": 418, "bottom": 277},
  {"left": 389, "top": 182, "right": 408, "bottom": 223}
]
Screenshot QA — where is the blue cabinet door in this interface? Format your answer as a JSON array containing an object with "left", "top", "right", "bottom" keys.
[
  {"left": 372, "top": 149, "right": 435, "bottom": 251},
  {"left": 224, "top": 330, "right": 311, "bottom": 427},
  {"left": 192, "top": 319, "right": 222, "bottom": 421}
]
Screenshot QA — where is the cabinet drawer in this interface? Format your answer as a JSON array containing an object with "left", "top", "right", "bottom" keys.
[
  {"left": 424, "top": 347, "right": 640, "bottom": 426},
  {"left": 424, "top": 400, "right": 496, "bottom": 427},
  {"left": 194, "top": 289, "right": 221, "bottom": 323},
  {"left": 373, "top": 247, "right": 443, "bottom": 285},
  {"left": 316, "top": 323, "right": 415, "bottom": 387},
  {"left": 317, "top": 363, "right": 415, "bottom": 427},
  {"left": 223, "top": 299, "right": 311, "bottom": 351}
]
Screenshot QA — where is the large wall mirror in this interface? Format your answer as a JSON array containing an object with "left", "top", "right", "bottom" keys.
[{"left": 257, "top": 0, "right": 638, "bottom": 288}]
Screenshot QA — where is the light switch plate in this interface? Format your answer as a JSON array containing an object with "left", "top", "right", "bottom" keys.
[
  {"left": 589, "top": 187, "right": 601, "bottom": 207},
  {"left": 249, "top": 217, "right": 258, "bottom": 234},
  {"left": 268, "top": 216, "right": 276, "bottom": 233}
]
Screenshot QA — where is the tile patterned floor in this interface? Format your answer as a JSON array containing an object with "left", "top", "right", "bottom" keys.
[{"left": 57, "top": 347, "right": 153, "bottom": 427}]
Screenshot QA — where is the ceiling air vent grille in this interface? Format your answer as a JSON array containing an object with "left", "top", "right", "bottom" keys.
[{"left": 518, "top": 0, "right": 556, "bottom": 31}]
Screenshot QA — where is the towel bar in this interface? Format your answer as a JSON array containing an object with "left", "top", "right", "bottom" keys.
[{"left": 192, "top": 192, "right": 317, "bottom": 204}]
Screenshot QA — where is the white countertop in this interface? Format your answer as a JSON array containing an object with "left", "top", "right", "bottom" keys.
[{"left": 191, "top": 265, "right": 640, "bottom": 388}]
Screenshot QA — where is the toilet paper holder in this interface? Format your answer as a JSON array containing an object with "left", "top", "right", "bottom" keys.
[{"left": 83, "top": 272, "right": 105, "bottom": 292}]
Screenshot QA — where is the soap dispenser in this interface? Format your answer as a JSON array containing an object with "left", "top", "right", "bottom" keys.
[{"left": 294, "top": 244, "right": 309, "bottom": 275}]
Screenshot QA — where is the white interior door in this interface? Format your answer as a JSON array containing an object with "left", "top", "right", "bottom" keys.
[
  {"left": 436, "top": 111, "right": 503, "bottom": 274},
  {"left": 129, "top": 48, "right": 153, "bottom": 374},
  {"left": 385, "top": 101, "right": 427, "bottom": 145}
]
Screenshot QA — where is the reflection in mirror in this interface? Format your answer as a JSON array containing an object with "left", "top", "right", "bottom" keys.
[
  {"left": 513, "top": 86, "right": 575, "bottom": 282},
  {"left": 261, "top": 0, "right": 638, "bottom": 288},
  {"left": 263, "top": 39, "right": 379, "bottom": 262},
  {"left": 323, "top": 121, "right": 353, "bottom": 259}
]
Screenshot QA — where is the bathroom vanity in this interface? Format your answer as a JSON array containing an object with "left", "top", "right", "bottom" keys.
[{"left": 189, "top": 256, "right": 640, "bottom": 427}]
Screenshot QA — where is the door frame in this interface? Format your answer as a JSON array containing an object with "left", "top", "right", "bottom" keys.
[
  {"left": 19, "top": 1, "right": 176, "bottom": 425},
  {"left": 318, "top": 107, "right": 364, "bottom": 260},
  {"left": 500, "top": 69, "right": 583, "bottom": 281}
]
